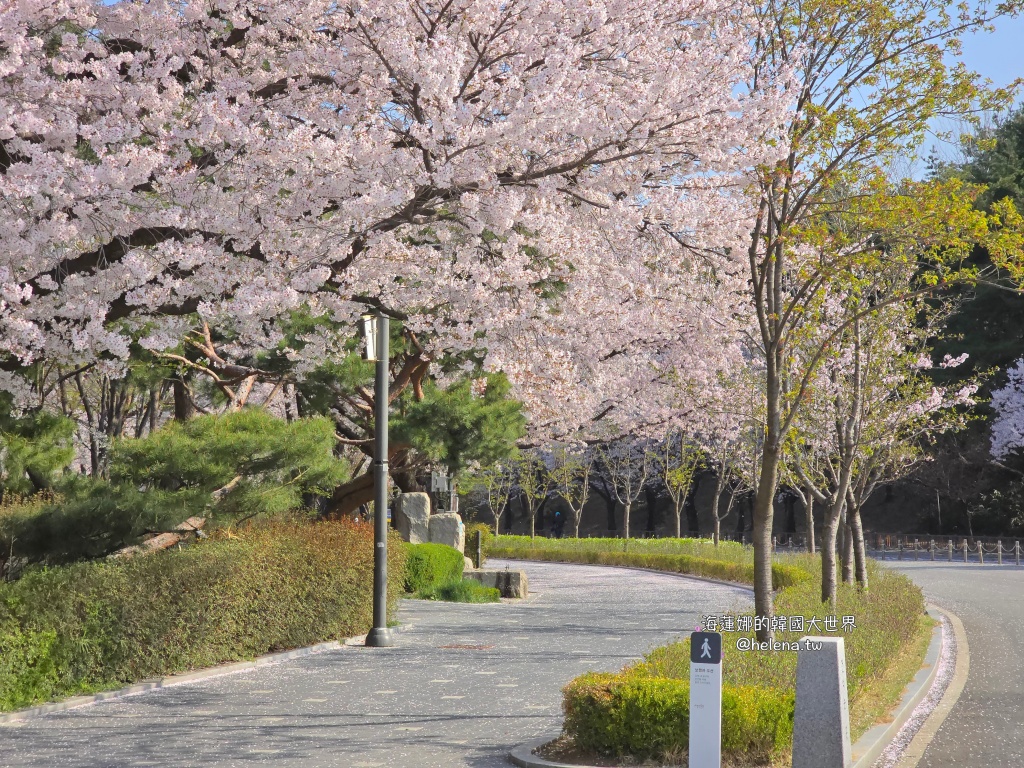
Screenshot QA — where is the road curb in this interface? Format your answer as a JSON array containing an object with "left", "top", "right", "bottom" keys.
[
  {"left": 0, "top": 635, "right": 369, "bottom": 725},
  {"left": 850, "top": 605, "right": 945, "bottom": 767},
  {"left": 507, "top": 604, "right": 948, "bottom": 768},
  {"left": 894, "top": 605, "right": 970, "bottom": 767}
]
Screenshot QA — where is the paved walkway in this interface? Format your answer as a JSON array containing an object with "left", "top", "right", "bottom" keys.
[
  {"left": 890, "top": 562, "right": 1024, "bottom": 767},
  {"left": 2, "top": 559, "right": 751, "bottom": 768}
]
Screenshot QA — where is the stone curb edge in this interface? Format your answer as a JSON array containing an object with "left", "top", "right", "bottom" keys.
[
  {"left": 850, "top": 604, "right": 945, "bottom": 767},
  {"left": 0, "top": 634, "right": 369, "bottom": 725},
  {"left": 508, "top": 605, "right": 948, "bottom": 768},
  {"left": 894, "top": 605, "right": 970, "bottom": 768}
]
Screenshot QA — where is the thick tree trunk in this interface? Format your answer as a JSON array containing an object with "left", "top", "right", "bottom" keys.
[
  {"left": 821, "top": 510, "right": 841, "bottom": 606},
  {"left": 323, "top": 472, "right": 375, "bottom": 518},
  {"left": 172, "top": 376, "right": 194, "bottom": 421},
  {"left": 752, "top": 444, "right": 781, "bottom": 642}
]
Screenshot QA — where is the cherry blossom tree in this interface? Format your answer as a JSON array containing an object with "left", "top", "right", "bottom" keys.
[
  {"left": 991, "top": 360, "right": 1024, "bottom": 461},
  {"left": 1, "top": 0, "right": 789, "bottom": 452}
]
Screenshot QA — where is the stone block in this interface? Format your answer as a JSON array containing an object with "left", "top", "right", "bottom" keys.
[
  {"left": 464, "top": 569, "right": 528, "bottom": 598},
  {"left": 395, "top": 493, "right": 430, "bottom": 544},
  {"left": 464, "top": 556, "right": 475, "bottom": 572},
  {"left": 793, "top": 636, "right": 852, "bottom": 768},
  {"left": 428, "top": 512, "right": 465, "bottom": 553}
]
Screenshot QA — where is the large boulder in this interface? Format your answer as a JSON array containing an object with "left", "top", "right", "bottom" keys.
[
  {"left": 428, "top": 512, "right": 465, "bottom": 553},
  {"left": 395, "top": 492, "right": 430, "bottom": 544}
]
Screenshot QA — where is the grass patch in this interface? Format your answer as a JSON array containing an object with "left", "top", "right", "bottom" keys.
[
  {"left": 415, "top": 577, "right": 501, "bottom": 603},
  {"left": 487, "top": 535, "right": 811, "bottom": 589},
  {"left": 495, "top": 536, "right": 930, "bottom": 766}
]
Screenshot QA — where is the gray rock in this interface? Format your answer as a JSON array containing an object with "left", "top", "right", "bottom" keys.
[
  {"left": 464, "top": 556, "right": 475, "bottom": 572},
  {"left": 792, "top": 636, "right": 852, "bottom": 768},
  {"left": 464, "top": 569, "right": 528, "bottom": 598},
  {"left": 395, "top": 493, "right": 430, "bottom": 544},
  {"left": 428, "top": 512, "right": 465, "bottom": 553}
]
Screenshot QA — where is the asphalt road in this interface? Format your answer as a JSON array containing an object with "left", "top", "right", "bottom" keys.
[
  {"left": 889, "top": 562, "right": 1024, "bottom": 768},
  {"left": 0, "top": 559, "right": 751, "bottom": 768}
]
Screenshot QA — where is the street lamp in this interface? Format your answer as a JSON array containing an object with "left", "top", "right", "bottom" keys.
[{"left": 362, "top": 312, "right": 394, "bottom": 648}]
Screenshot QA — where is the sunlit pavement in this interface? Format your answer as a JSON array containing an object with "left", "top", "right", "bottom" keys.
[
  {"left": 889, "top": 562, "right": 1024, "bottom": 767},
  {"left": 0, "top": 559, "right": 751, "bottom": 768}
]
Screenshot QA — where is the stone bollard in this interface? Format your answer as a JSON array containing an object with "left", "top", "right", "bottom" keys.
[
  {"left": 979, "top": 542, "right": 985, "bottom": 565},
  {"left": 792, "top": 637, "right": 852, "bottom": 768},
  {"left": 898, "top": 542, "right": 903, "bottom": 561},
  {"left": 998, "top": 541, "right": 1003, "bottom": 565},
  {"left": 914, "top": 538, "right": 919, "bottom": 561},
  {"left": 963, "top": 539, "right": 969, "bottom": 564},
  {"left": 948, "top": 540, "right": 953, "bottom": 562},
  {"left": 476, "top": 529, "right": 483, "bottom": 569},
  {"left": 929, "top": 539, "right": 935, "bottom": 561},
  {"left": 1017, "top": 541, "right": 1021, "bottom": 567}
]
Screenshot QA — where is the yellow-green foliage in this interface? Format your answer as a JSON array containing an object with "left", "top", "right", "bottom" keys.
[
  {"left": 0, "top": 520, "right": 406, "bottom": 712},
  {"left": 564, "top": 671, "right": 794, "bottom": 763},
  {"left": 487, "top": 535, "right": 811, "bottom": 590},
  {"left": 501, "top": 536, "right": 923, "bottom": 763},
  {"left": 403, "top": 542, "right": 464, "bottom": 593}
]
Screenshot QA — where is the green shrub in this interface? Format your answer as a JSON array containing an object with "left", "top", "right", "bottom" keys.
[
  {"left": 416, "top": 577, "right": 500, "bottom": 603},
  {"left": 563, "top": 670, "right": 793, "bottom": 763},
  {"left": 403, "top": 542, "right": 464, "bottom": 593},
  {"left": 0, "top": 520, "right": 406, "bottom": 712},
  {"left": 6, "top": 410, "right": 351, "bottom": 564}
]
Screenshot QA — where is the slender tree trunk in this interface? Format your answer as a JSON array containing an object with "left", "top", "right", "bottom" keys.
[
  {"left": 842, "top": 516, "right": 855, "bottom": 584},
  {"left": 753, "top": 443, "right": 781, "bottom": 642},
  {"left": 850, "top": 506, "right": 868, "bottom": 590},
  {"left": 805, "top": 494, "right": 816, "bottom": 553},
  {"left": 712, "top": 472, "right": 726, "bottom": 546},
  {"left": 623, "top": 501, "right": 631, "bottom": 539},
  {"left": 674, "top": 497, "right": 682, "bottom": 538}
]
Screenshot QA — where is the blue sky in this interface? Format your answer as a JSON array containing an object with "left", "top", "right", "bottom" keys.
[{"left": 959, "top": 14, "right": 1024, "bottom": 91}]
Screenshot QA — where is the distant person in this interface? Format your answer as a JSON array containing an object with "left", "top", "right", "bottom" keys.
[{"left": 553, "top": 509, "right": 566, "bottom": 538}]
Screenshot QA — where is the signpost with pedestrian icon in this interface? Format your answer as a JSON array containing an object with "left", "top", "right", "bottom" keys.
[{"left": 689, "top": 630, "right": 722, "bottom": 768}]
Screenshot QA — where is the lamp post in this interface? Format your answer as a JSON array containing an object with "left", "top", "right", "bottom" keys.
[{"left": 363, "top": 312, "right": 394, "bottom": 648}]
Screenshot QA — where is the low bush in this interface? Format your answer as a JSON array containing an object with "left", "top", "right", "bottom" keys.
[
  {"left": 564, "top": 671, "right": 793, "bottom": 763},
  {"left": 487, "top": 535, "right": 812, "bottom": 589},
  {"left": 415, "top": 577, "right": 501, "bottom": 603},
  {"left": 403, "top": 542, "right": 464, "bottom": 593},
  {"left": 0, "top": 519, "right": 406, "bottom": 712}
]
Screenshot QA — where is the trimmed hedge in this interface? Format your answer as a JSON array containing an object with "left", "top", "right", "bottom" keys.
[
  {"left": 0, "top": 519, "right": 406, "bottom": 712},
  {"left": 564, "top": 671, "right": 793, "bottom": 763},
  {"left": 487, "top": 536, "right": 811, "bottom": 590},
  {"left": 403, "top": 542, "right": 465, "bottom": 593}
]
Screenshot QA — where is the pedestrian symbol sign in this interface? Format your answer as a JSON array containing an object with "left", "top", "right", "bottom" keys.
[
  {"left": 690, "top": 631, "right": 722, "bottom": 664},
  {"left": 689, "top": 631, "right": 723, "bottom": 768}
]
